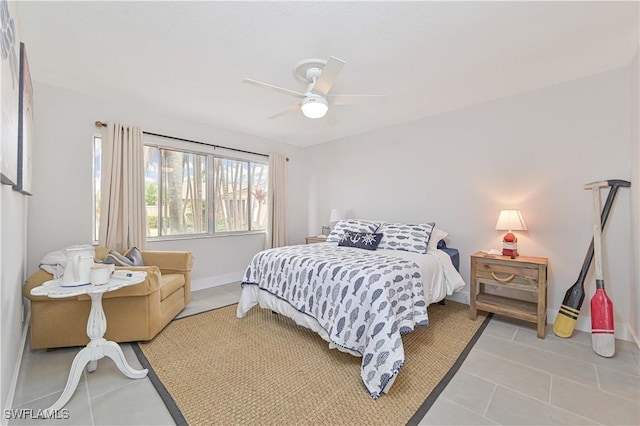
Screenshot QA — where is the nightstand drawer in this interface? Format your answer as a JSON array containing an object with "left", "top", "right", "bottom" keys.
[{"left": 475, "top": 258, "right": 540, "bottom": 291}]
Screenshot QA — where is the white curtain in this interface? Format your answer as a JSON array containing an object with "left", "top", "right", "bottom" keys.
[
  {"left": 99, "top": 122, "right": 147, "bottom": 250},
  {"left": 265, "top": 154, "right": 288, "bottom": 249}
]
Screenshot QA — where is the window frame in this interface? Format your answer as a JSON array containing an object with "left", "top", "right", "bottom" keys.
[{"left": 92, "top": 135, "right": 268, "bottom": 243}]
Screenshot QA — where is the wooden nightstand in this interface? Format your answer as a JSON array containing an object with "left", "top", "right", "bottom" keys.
[
  {"left": 470, "top": 252, "right": 549, "bottom": 338},
  {"left": 305, "top": 236, "right": 328, "bottom": 244}
]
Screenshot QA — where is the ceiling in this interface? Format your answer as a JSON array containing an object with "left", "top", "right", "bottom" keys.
[{"left": 18, "top": 1, "right": 639, "bottom": 147}]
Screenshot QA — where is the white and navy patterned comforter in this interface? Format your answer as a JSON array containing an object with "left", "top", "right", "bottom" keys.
[{"left": 237, "top": 243, "right": 432, "bottom": 399}]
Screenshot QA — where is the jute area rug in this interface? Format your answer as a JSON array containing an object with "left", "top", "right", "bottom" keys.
[{"left": 135, "top": 301, "right": 489, "bottom": 426}]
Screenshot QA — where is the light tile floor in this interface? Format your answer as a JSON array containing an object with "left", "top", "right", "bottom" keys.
[
  {"left": 10, "top": 283, "right": 640, "bottom": 425},
  {"left": 420, "top": 317, "right": 640, "bottom": 426}
]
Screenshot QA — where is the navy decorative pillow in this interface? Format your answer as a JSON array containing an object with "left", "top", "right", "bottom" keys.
[
  {"left": 378, "top": 222, "right": 435, "bottom": 254},
  {"left": 103, "top": 247, "right": 145, "bottom": 266},
  {"left": 327, "top": 219, "right": 380, "bottom": 243},
  {"left": 103, "top": 251, "right": 133, "bottom": 266},
  {"left": 338, "top": 231, "right": 383, "bottom": 250},
  {"left": 124, "top": 247, "right": 145, "bottom": 266}
]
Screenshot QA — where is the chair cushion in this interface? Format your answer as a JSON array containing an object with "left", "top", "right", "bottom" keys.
[{"left": 160, "top": 273, "right": 185, "bottom": 301}]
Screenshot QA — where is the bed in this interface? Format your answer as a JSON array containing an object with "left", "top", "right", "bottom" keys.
[{"left": 236, "top": 220, "right": 465, "bottom": 399}]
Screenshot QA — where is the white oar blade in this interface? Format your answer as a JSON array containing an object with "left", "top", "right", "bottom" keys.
[{"left": 592, "top": 334, "right": 615, "bottom": 357}]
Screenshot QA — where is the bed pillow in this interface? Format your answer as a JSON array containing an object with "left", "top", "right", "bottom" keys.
[
  {"left": 326, "top": 219, "right": 380, "bottom": 243},
  {"left": 378, "top": 222, "right": 435, "bottom": 254},
  {"left": 427, "top": 228, "right": 449, "bottom": 251},
  {"left": 338, "top": 231, "right": 383, "bottom": 250}
]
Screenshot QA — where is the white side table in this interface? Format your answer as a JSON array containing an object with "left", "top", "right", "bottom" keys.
[{"left": 30, "top": 271, "right": 149, "bottom": 411}]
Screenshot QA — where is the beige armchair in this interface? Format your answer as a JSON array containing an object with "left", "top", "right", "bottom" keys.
[{"left": 24, "top": 248, "right": 194, "bottom": 350}]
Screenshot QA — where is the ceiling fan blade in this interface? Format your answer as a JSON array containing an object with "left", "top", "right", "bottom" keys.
[
  {"left": 324, "top": 109, "right": 338, "bottom": 126},
  {"left": 243, "top": 78, "right": 306, "bottom": 98},
  {"left": 267, "top": 103, "right": 301, "bottom": 119},
  {"left": 328, "top": 94, "right": 387, "bottom": 106},
  {"left": 313, "top": 56, "right": 345, "bottom": 96}
]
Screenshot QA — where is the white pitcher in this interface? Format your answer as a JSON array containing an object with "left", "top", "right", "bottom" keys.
[{"left": 61, "top": 246, "right": 95, "bottom": 286}]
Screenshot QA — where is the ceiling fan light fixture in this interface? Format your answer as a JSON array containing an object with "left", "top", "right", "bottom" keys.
[{"left": 301, "top": 95, "right": 328, "bottom": 119}]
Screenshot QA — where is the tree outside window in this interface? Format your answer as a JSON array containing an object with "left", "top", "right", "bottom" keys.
[{"left": 93, "top": 137, "right": 268, "bottom": 240}]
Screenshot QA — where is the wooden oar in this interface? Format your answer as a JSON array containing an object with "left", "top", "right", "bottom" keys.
[
  {"left": 553, "top": 180, "right": 629, "bottom": 338},
  {"left": 586, "top": 181, "right": 615, "bottom": 357}
]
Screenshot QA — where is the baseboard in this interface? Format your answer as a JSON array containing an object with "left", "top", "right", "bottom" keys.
[
  {"left": 2, "top": 311, "right": 30, "bottom": 426},
  {"left": 628, "top": 325, "right": 640, "bottom": 349},
  {"left": 190, "top": 271, "right": 244, "bottom": 292},
  {"left": 547, "top": 308, "right": 588, "bottom": 335},
  {"left": 446, "top": 292, "right": 469, "bottom": 305},
  {"left": 547, "top": 308, "right": 635, "bottom": 342}
]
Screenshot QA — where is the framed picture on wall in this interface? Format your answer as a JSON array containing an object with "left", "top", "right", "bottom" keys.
[
  {"left": 15, "top": 42, "right": 32, "bottom": 195},
  {"left": 0, "top": 0, "right": 20, "bottom": 186}
]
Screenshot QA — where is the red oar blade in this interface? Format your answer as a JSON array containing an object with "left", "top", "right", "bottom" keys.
[
  {"left": 591, "top": 285, "right": 615, "bottom": 357},
  {"left": 588, "top": 184, "right": 614, "bottom": 358}
]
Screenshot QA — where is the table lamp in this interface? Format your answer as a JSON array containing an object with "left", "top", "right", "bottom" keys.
[
  {"left": 329, "top": 209, "right": 344, "bottom": 228},
  {"left": 495, "top": 209, "right": 527, "bottom": 258}
]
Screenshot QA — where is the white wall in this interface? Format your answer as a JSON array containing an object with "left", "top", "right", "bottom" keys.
[
  {"left": 1, "top": 1, "right": 27, "bottom": 414},
  {"left": 630, "top": 50, "right": 639, "bottom": 345},
  {"left": 0, "top": 188, "right": 27, "bottom": 415},
  {"left": 307, "top": 65, "right": 636, "bottom": 340},
  {"left": 27, "top": 82, "right": 309, "bottom": 287}
]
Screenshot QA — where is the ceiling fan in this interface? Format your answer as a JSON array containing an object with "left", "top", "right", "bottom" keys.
[{"left": 243, "top": 56, "right": 385, "bottom": 120}]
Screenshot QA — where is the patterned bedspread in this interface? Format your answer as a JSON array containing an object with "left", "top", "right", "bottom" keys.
[{"left": 239, "top": 243, "right": 430, "bottom": 399}]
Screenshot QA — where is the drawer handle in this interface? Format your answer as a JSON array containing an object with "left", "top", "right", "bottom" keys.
[{"left": 491, "top": 272, "right": 516, "bottom": 283}]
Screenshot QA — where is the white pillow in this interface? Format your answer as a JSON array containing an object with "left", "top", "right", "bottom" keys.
[
  {"left": 326, "top": 219, "right": 380, "bottom": 243},
  {"left": 428, "top": 228, "right": 449, "bottom": 251},
  {"left": 377, "top": 222, "right": 435, "bottom": 254}
]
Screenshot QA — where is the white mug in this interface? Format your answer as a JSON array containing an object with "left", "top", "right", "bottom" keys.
[{"left": 90, "top": 264, "right": 114, "bottom": 285}]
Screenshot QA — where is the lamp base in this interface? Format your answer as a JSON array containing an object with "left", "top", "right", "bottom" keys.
[
  {"left": 502, "top": 232, "right": 519, "bottom": 259},
  {"left": 502, "top": 248, "right": 519, "bottom": 258}
]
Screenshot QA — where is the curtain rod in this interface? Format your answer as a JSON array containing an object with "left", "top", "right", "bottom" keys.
[{"left": 94, "top": 121, "right": 288, "bottom": 161}]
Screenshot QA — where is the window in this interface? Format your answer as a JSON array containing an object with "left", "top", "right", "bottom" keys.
[
  {"left": 213, "top": 157, "right": 269, "bottom": 233},
  {"left": 147, "top": 147, "right": 208, "bottom": 237},
  {"left": 93, "top": 137, "right": 268, "bottom": 241},
  {"left": 249, "top": 162, "right": 268, "bottom": 231}
]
